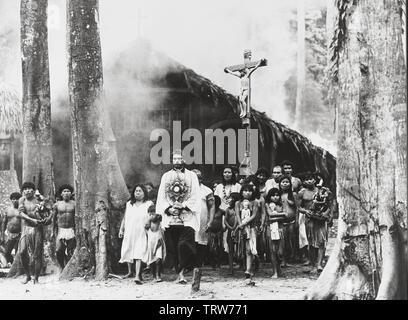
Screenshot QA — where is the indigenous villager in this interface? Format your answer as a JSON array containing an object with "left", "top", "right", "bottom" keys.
[
  {"left": 305, "top": 180, "right": 332, "bottom": 272},
  {"left": 119, "top": 184, "right": 154, "bottom": 284},
  {"left": 281, "top": 160, "right": 302, "bottom": 192},
  {"left": 214, "top": 166, "right": 241, "bottom": 260},
  {"left": 192, "top": 169, "right": 215, "bottom": 267},
  {"left": 235, "top": 183, "right": 259, "bottom": 284},
  {"left": 224, "top": 192, "right": 239, "bottom": 275},
  {"left": 244, "top": 175, "right": 266, "bottom": 266},
  {"left": 156, "top": 150, "right": 201, "bottom": 284},
  {"left": 255, "top": 167, "right": 270, "bottom": 198},
  {"left": 143, "top": 214, "right": 166, "bottom": 282},
  {"left": 1, "top": 192, "right": 22, "bottom": 265},
  {"left": 51, "top": 185, "right": 76, "bottom": 271},
  {"left": 265, "top": 165, "right": 283, "bottom": 193},
  {"left": 207, "top": 195, "right": 224, "bottom": 269},
  {"left": 265, "top": 188, "right": 286, "bottom": 278},
  {"left": 214, "top": 165, "right": 242, "bottom": 211},
  {"left": 145, "top": 182, "right": 157, "bottom": 203},
  {"left": 18, "top": 182, "right": 52, "bottom": 284},
  {"left": 279, "top": 175, "right": 298, "bottom": 267},
  {"left": 297, "top": 174, "right": 318, "bottom": 265}
]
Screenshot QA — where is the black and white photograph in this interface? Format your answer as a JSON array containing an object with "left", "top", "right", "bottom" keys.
[{"left": 0, "top": 0, "right": 406, "bottom": 303}]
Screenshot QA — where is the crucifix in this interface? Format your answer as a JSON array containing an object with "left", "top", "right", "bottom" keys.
[{"left": 224, "top": 50, "right": 267, "bottom": 176}]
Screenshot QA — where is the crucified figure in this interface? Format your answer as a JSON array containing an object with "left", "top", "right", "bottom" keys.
[{"left": 224, "top": 59, "right": 265, "bottom": 118}]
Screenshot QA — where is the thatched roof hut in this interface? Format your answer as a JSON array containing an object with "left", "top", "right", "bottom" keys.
[
  {"left": 103, "top": 39, "right": 336, "bottom": 191},
  {"left": 0, "top": 81, "right": 21, "bottom": 135}
]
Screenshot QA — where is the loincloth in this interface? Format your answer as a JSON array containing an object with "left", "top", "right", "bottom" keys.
[
  {"left": 57, "top": 227, "right": 75, "bottom": 241},
  {"left": 19, "top": 226, "right": 43, "bottom": 259}
]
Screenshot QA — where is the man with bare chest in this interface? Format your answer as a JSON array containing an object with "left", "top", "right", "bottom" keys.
[
  {"left": 18, "top": 182, "right": 51, "bottom": 284},
  {"left": 1, "top": 192, "right": 22, "bottom": 265},
  {"left": 297, "top": 174, "right": 318, "bottom": 268},
  {"left": 52, "top": 185, "right": 76, "bottom": 271}
]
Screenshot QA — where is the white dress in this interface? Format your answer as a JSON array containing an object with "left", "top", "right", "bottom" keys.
[{"left": 119, "top": 200, "right": 153, "bottom": 263}]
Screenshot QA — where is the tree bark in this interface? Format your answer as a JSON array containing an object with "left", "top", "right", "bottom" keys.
[
  {"left": 60, "top": 0, "right": 129, "bottom": 281},
  {"left": 294, "top": 0, "right": 305, "bottom": 129},
  {"left": 20, "top": 0, "right": 54, "bottom": 198},
  {"left": 305, "top": 0, "right": 407, "bottom": 300}
]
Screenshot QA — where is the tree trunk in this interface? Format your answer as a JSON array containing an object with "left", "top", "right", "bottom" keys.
[
  {"left": 60, "top": 0, "right": 129, "bottom": 281},
  {"left": 305, "top": 0, "right": 407, "bottom": 300},
  {"left": 20, "top": 0, "right": 54, "bottom": 199},
  {"left": 294, "top": 0, "right": 305, "bottom": 129},
  {"left": 9, "top": 0, "right": 56, "bottom": 279}
]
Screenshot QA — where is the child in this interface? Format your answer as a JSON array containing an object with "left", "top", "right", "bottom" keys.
[
  {"left": 224, "top": 192, "right": 239, "bottom": 275},
  {"left": 207, "top": 195, "right": 224, "bottom": 269},
  {"left": 306, "top": 182, "right": 332, "bottom": 272},
  {"left": 236, "top": 184, "right": 258, "bottom": 284},
  {"left": 279, "top": 175, "right": 298, "bottom": 267},
  {"left": 265, "top": 188, "right": 286, "bottom": 278},
  {"left": 143, "top": 214, "right": 166, "bottom": 282}
]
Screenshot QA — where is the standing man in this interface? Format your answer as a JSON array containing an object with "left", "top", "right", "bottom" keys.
[
  {"left": 156, "top": 150, "right": 201, "bottom": 284},
  {"left": 265, "top": 165, "right": 283, "bottom": 192},
  {"left": 192, "top": 169, "right": 215, "bottom": 267},
  {"left": 18, "top": 182, "right": 51, "bottom": 284},
  {"left": 51, "top": 185, "right": 76, "bottom": 271},
  {"left": 281, "top": 160, "right": 302, "bottom": 192},
  {"left": 1, "top": 192, "right": 22, "bottom": 265}
]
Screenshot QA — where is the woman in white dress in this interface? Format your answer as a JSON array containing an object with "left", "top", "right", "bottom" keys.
[{"left": 119, "top": 184, "right": 154, "bottom": 284}]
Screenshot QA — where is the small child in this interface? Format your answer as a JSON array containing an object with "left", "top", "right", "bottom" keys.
[
  {"left": 236, "top": 184, "right": 258, "bottom": 284},
  {"left": 224, "top": 192, "right": 240, "bottom": 275},
  {"left": 207, "top": 195, "right": 225, "bottom": 269},
  {"left": 309, "top": 184, "right": 332, "bottom": 219},
  {"left": 265, "top": 188, "right": 286, "bottom": 278},
  {"left": 143, "top": 214, "right": 166, "bottom": 282}
]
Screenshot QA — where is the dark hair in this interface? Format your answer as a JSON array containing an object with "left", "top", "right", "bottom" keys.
[
  {"left": 150, "top": 213, "right": 162, "bottom": 224},
  {"left": 21, "top": 182, "right": 35, "bottom": 191},
  {"left": 214, "top": 195, "right": 222, "bottom": 210},
  {"left": 240, "top": 183, "right": 256, "bottom": 201},
  {"left": 243, "top": 175, "right": 261, "bottom": 199},
  {"left": 265, "top": 188, "right": 282, "bottom": 205},
  {"left": 10, "top": 192, "right": 22, "bottom": 200},
  {"left": 221, "top": 165, "right": 237, "bottom": 185},
  {"left": 255, "top": 167, "right": 270, "bottom": 178},
  {"left": 227, "top": 192, "right": 240, "bottom": 207},
  {"left": 129, "top": 184, "right": 148, "bottom": 204},
  {"left": 281, "top": 160, "right": 294, "bottom": 168},
  {"left": 278, "top": 175, "right": 295, "bottom": 201},
  {"left": 58, "top": 184, "right": 74, "bottom": 196},
  {"left": 145, "top": 182, "right": 154, "bottom": 188},
  {"left": 302, "top": 172, "right": 316, "bottom": 182}
]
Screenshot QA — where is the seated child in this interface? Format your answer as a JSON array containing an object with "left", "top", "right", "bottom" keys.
[
  {"left": 207, "top": 195, "right": 225, "bottom": 269},
  {"left": 143, "top": 214, "right": 166, "bottom": 282}
]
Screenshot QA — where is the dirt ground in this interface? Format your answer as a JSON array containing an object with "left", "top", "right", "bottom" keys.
[{"left": 0, "top": 234, "right": 336, "bottom": 300}]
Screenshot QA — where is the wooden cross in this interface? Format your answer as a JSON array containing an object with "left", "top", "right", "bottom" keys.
[{"left": 224, "top": 50, "right": 267, "bottom": 176}]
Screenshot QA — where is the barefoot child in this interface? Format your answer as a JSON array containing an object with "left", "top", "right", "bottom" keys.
[
  {"left": 144, "top": 214, "right": 166, "bottom": 282},
  {"left": 265, "top": 188, "right": 286, "bottom": 278},
  {"left": 235, "top": 184, "right": 258, "bottom": 284},
  {"left": 207, "top": 196, "right": 224, "bottom": 269},
  {"left": 224, "top": 192, "right": 239, "bottom": 275}
]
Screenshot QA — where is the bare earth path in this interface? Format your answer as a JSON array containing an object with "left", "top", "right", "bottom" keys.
[{"left": 0, "top": 230, "right": 336, "bottom": 300}]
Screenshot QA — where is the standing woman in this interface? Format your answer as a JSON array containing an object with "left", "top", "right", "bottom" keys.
[
  {"left": 214, "top": 165, "right": 241, "bottom": 258},
  {"left": 279, "top": 175, "right": 298, "bottom": 267},
  {"left": 119, "top": 184, "right": 154, "bottom": 284},
  {"left": 214, "top": 165, "right": 242, "bottom": 210}
]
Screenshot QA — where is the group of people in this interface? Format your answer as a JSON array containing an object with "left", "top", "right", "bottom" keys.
[
  {"left": 0, "top": 150, "right": 334, "bottom": 286},
  {"left": 0, "top": 182, "right": 76, "bottom": 284},
  {"left": 118, "top": 150, "right": 334, "bottom": 286}
]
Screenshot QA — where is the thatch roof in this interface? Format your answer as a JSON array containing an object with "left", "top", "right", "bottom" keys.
[{"left": 0, "top": 81, "right": 21, "bottom": 135}]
